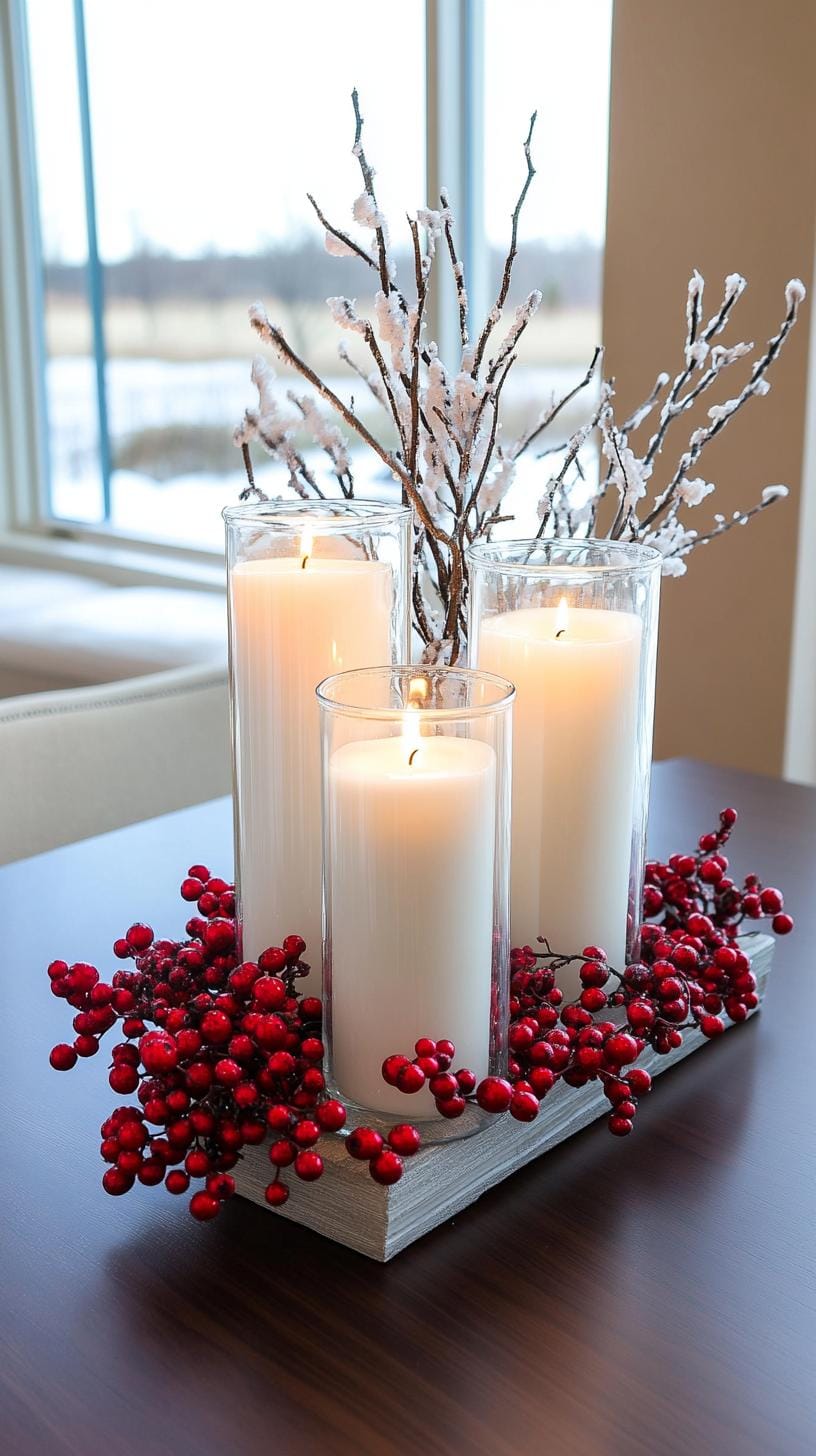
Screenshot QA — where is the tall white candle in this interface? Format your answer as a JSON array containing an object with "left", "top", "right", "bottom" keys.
[
  {"left": 229, "top": 545, "right": 392, "bottom": 971},
  {"left": 478, "top": 602, "right": 641, "bottom": 988},
  {"left": 328, "top": 719, "right": 497, "bottom": 1116}
]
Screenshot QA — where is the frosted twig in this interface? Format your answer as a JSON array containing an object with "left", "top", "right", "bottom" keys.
[{"left": 472, "top": 112, "right": 537, "bottom": 376}]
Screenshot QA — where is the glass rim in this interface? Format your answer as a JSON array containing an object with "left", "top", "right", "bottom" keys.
[
  {"left": 222, "top": 498, "right": 412, "bottom": 533},
  {"left": 316, "top": 664, "right": 516, "bottom": 722},
  {"left": 466, "top": 536, "right": 662, "bottom": 578}
]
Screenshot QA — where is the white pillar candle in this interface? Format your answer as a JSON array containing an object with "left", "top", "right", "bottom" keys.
[
  {"left": 328, "top": 719, "right": 497, "bottom": 1117},
  {"left": 478, "top": 602, "right": 641, "bottom": 987},
  {"left": 229, "top": 545, "right": 392, "bottom": 970}
]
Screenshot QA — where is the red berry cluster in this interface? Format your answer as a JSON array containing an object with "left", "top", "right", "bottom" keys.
[
  {"left": 345, "top": 1123, "right": 421, "bottom": 1184},
  {"left": 385, "top": 808, "right": 793, "bottom": 1139},
  {"left": 47, "top": 809, "right": 791, "bottom": 1220},
  {"left": 47, "top": 865, "right": 357, "bottom": 1219}
]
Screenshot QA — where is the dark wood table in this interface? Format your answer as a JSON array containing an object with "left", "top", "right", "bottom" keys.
[{"left": 3, "top": 759, "right": 815, "bottom": 1455}]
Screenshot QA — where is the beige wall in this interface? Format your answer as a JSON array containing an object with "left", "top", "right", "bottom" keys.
[{"left": 604, "top": 0, "right": 816, "bottom": 776}]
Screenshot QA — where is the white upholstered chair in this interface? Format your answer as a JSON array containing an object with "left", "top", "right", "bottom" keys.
[{"left": 0, "top": 664, "right": 231, "bottom": 864}]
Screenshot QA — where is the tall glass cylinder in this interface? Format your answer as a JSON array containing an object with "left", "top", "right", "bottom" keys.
[
  {"left": 318, "top": 665, "right": 514, "bottom": 1135},
  {"left": 468, "top": 540, "right": 661, "bottom": 995},
  {"left": 225, "top": 500, "right": 411, "bottom": 977}
]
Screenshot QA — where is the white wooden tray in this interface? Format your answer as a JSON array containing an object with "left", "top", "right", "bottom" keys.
[{"left": 235, "top": 934, "right": 774, "bottom": 1261}]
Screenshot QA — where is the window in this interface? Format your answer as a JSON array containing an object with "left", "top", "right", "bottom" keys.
[{"left": 16, "top": 0, "right": 611, "bottom": 554}]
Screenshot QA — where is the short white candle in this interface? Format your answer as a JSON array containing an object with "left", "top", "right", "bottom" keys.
[
  {"left": 328, "top": 712, "right": 497, "bottom": 1117},
  {"left": 229, "top": 538, "right": 392, "bottom": 970},
  {"left": 478, "top": 601, "right": 641, "bottom": 990}
]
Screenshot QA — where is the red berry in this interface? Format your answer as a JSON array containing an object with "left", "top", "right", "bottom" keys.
[
  {"left": 300, "top": 1037, "right": 324, "bottom": 1063},
  {"left": 395, "top": 1062, "right": 425, "bottom": 1094},
  {"left": 253, "top": 976, "right": 287, "bottom": 1010},
  {"left": 266, "top": 1104, "right": 293, "bottom": 1133},
  {"left": 294, "top": 1150, "right": 323, "bottom": 1181},
  {"left": 185, "top": 1149, "right": 211, "bottom": 1178},
  {"left": 414, "top": 1038, "right": 436, "bottom": 1058},
  {"left": 604, "top": 1033, "right": 639, "bottom": 1067},
  {"left": 267, "top": 1050, "right": 296, "bottom": 1078},
  {"left": 626, "top": 1067, "right": 652, "bottom": 1095},
  {"left": 627, "top": 999, "right": 655, "bottom": 1029},
  {"left": 255, "top": 1016, "right": 288, "bottom": 1051},
  {"left": 300, "top": 997, "right": 323, "bottom": 1021},
  {"left": 139, "top": 1035, "right": 178, "bottom": 1075},
  {"left": 102, "top": 1168, "right": 134, "bottom": 1196},
  {"left": 49, "top": 1042, "right": 77, "bottom": 1071},
  {"left": 455, "top": 1068, "right": 477, "bottom": 1094},
  {"left": 436, "top": 1040, "right": 456, "bottom": 1059},
  {"left": 109, "top": 1064, "right": 139, "bottom": 1094},
  {"left": 369, "top": 1150, "right": 403, "bottom": 1185},
  {"left": 203, "top": 920, "right": 235, "bottom": 952},
  {"left": 346, "top": 1127, "right": 383, "bottom": 1160},
  {"left": 181, "top": 877, "right": 204, "bottom": 902},
  {"left": 699, "top": 1015, "right": 725, "bottom": 1037},
  {"left": 206, "top": 1172, "right": 235, "bottom": 1201},
  {"left": 387, "top": 1124, "right": 421, "bottom": 1156},
  {"left": 428, "top": 1072, "right": 458, "bottom": 1100},
  {"left": 608, "top": 1114, "right": 634, "bottom": 1136},
  {"left": 126, "top": 923, "right": 154, "bottom": 952},
  {"left": 475, "top": 1076, "right": 512, "bottom": 1114},
  {"left": 293, "top": 1119, "right": 321, "bottom": 1148},
  {"left": 772, "top": 912, "right": 793, "bottom": 935},
  {"left": 189, "top": 1190, "right": 220, "bottom": 1221},
  {"left": 258, "top": 946, "right": 288, "bottom": 974},
  {"left": 268, "top": 1139, "right": 296, "bottom": 1167},
  {"left": 200, "top": 1009, "right": 233, "bottom": 1043},
  {"left": 265, "top": 1181, "right": 289, "bottom": 1207},
  {"left": 510, "top": 1090, "right": 539, "bottom": 1122},
  {"left": 73, "top": 1034, "right": 99, "bottom": 1058},
  {"left": 283, "top": 935, "right": 306, "bottom": 962},
  {"left": 382, "top": 1054, "right": 409, "bottom": 1087},
  {"left": 165, "top": 1170, "right": 190, "bottom": 1195},
  {"left": 137, "top": 1159, "right": 165, "bottom": 1186},
  {"left": 316, "top": 1099, "right": 347, "bottom": 1132},
  {"left": 437, "top": 1095, "right": 467, "bottom": 1118}
]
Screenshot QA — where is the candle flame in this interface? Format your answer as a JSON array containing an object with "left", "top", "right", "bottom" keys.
[
  {"left": 300, "top": 526, "right": 313, "bottom": 570},
  {"left": 407, "top": 675, "right": 428, "bottom": 706},
  {"left": 555, "top": 596, "right": 568, "bottom": 639},
  {"left": 403, "top": 704, "right": 423, "bottom": 767}
]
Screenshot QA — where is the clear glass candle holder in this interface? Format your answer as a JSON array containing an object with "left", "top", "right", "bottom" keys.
[
  {"left": 467, "top": 539, "right": 661, "bottom": 996},
  {"left": 224, "top": 499, "right": 411, "bottom": 977},
  {"left": 317, "top": 665, "right": 515, "bottom": 1139}
]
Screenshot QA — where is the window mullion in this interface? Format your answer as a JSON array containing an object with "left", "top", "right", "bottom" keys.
[
  {"left": 425, "top": 0, "right": 486, "bottom": 366},
  {"left": 72, "top": 0, "right": 112, "bottom": 521},
  {"left": 0, "top": 0, "right": 50, "bottom": 531}
]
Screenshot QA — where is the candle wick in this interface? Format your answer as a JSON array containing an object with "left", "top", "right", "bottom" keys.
[
  {"left": 301, "top": 554, "right": 309, "bottom": 570},
  {"left": 555, "top": 628, "right": 566, "bottom": 639},
  {"left": 408, "top": 749, "right": 419, "bottom": 767}
]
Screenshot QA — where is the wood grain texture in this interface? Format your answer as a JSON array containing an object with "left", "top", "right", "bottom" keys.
[{"left": 2, "top": 760, "right": 815, "bottom": 1455}]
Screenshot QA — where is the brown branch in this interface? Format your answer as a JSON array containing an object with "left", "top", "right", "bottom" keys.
[
  {"left": 512, "top": 345, "right": 602, "bottom": 460},
  {"left": 351, "top": 88, "right": 391, "bottom": 296},
  {"left": 472, "top": 112, "right": 537, "bottom": 377},
  {"left": 306, "top": 193, "right": 377, "bottom": 272},
  {"left": 439, "top": 189, "right": 468, "bottom": 350}
]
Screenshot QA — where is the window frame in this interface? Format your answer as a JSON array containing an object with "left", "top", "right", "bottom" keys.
[{"left": 1, "top": 1, "right": 511, "bottom": 578}]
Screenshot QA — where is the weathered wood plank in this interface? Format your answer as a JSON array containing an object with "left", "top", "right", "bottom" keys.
[{"left": 235, "top": 935, "right": 774, "bottom": 1260}]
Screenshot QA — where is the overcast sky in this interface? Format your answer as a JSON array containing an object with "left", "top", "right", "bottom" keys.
[{"left": 27, "top": 0, "right": 612, "bottom": 264}]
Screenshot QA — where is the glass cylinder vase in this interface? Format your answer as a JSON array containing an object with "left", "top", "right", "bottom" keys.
[
  {"left": 224, "top": 499, "right": 411, "bottom": 978},
  {"left": 467, "top": 539, "right": 661, "bottom": 995},
  {"left": 318, "top": 665, "right": 514, "bottom": 1136}
]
